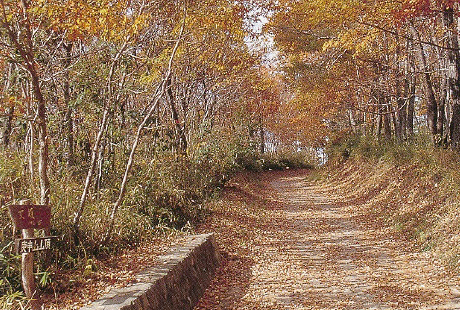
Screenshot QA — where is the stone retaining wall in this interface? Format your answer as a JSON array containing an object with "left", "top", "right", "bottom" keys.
[{"left": 80, "top": 233, "right": 220, "bottom": 310}]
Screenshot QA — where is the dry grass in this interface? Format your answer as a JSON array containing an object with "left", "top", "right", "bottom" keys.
[{"left": 320, "top": 157, "right": 460, "bottom": 272}]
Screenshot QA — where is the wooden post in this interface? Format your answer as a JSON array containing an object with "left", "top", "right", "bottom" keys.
[
  {"left": 9, "top": 202, "right": 53, "bottom": 310},
  {"left": 19, "top": 199, "right": 41, "bottom": 310}
]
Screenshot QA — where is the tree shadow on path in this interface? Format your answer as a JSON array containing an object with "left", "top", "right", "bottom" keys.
[{"left": 194, "top": 251, "right": 254, "bottom": 310}]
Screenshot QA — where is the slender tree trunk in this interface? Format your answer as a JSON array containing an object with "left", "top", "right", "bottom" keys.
[
  {"left": 397, "top": 83, "right": 406, "bottom": 140},
  {"left": 22, "top": 81, "right": 35, "bottom": 192},
  {"left": 2, "top": 106, "right": 14, "bottom": 147},
  {"left": 166, "top": 77, "right": 187, "bottom": 154},
  {"left": 95, "top": 139, "right": 106, "bottom": 196},
  {"left": 442, "top": 7, "right": 460, "bottom": 148},
  {"left": 438, "top": 89, "right": 447, "bottom": 145},
  {"left": 369, "top": 106, "right": 376, "bottom": 137},
  {"left": 375, "top": 93, "right": 383, "bottom": 138},
  {"left": 2, "top": 63, "right": 14, "bottom": 148},
  {"left": 395, "top": 42, "right": 404, "bottom": 141},
  {"left": 73, "top": 108, "right": 110, "bottom": 243},
  {"left": 391, "top": 110, "right": 399, "bottom": 140},
  {"left": 383, "top": 106, "right": 392, "bottom": 141},
  {"left": 377, "top": 111, "right": 383, "bottom": 138},
  {"left": 348, "top": 109, "right": 357, "bottom": 133},
  {"left": 450, "top": 105, "right": 460, "bottom": 148},
  {"left": 407, "top": 81, "right": 416, "bottom": 138},
  {"left": 411, "top": 23, "right": 438, "bottom": 138},
  {"left": 6, "top": 0, "right": 51, "bottom": 206},
  {"left": 259, "top": 115, "right": 265, "bottom": 154},
  {"left": 30, "top": 68, "right": 50, "bottom": 206},
  {"left": 63, "top": 43, "right": 74, "bottom": 166},
  {"left": 406, "top": 35, "right": 416, "bottom": 139},
  {"left": 103, "top": 91, "right": 164, "bottom": 245}
]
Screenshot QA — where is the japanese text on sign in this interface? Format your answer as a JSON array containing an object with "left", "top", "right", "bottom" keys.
[
  {"left": 15, "top": 237, "right": 57, "bottom": 254},
  {"left": 8, "top": 205, "right": 51, "bottom": 230}
]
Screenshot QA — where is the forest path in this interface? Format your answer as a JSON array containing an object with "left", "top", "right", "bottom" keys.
[{"left": 195, "top": 170, "right": 460, "bottom": 310}]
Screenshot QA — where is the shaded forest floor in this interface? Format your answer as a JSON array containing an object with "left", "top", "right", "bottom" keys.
[{"left": 194, "top": 165, "right": 460, "bottom": 309}]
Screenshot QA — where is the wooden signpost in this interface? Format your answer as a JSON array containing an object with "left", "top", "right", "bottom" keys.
[{"left": 8, "top": 203, "right": 57, "bottom": 310}]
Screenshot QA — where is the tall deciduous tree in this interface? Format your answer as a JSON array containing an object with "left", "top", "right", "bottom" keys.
[{"left": 1, "top": 0, "right": 50, "bottom": 206}]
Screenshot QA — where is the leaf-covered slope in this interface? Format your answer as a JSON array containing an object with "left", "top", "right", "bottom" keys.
[{"left": 322, "top": 157, "right": 460, "bottom": 270}]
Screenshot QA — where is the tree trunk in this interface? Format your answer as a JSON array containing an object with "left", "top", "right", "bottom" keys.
[
  {"left": 73, "top": 108, "right": 111, "bottom": 243},
  {"left": 103, "top": 93, "right": 164, "bottom": 244},
  {"left": 411, "top": 23, "right": 438, "bottom": 138},
  {"left": 63, "top": 43, "right": 74, "bottom": 166},
  {"left": 376, "top": 94, "right": 383, "bottom": 138},
  {"left": 377, "top": 93, "right": 392, "bottom": 140},
  {"left": 8, "top": 0, "right": 51, "bottom": 205},
  {"left": 377, "top": 113, "right": 383, "bottom": 138},
  {"left": 383, "top": 106, "right": 392, "bottom": 141},
  {"left": 95, "top": 140, "right": 105, "bottom": 196},
  {"left": 347, "top": 109, "right": 357, "bottom": 133},
  {"left": 22, "top": 81, "right": 35, "bottom": 192},
  {"left": 407, "top": 82, "right": 416, "bottom": 138},
  {"left": 30, "top": 69, "right": 50, "bottom": 206},
  {"left": 392, "top": 110, "right": 399, "bottom": 140},
  {"left": 2, "top": 106, "right": 14, "bottom": 147},
  {"left": 395, "top": 42, "right": 405, "bottom": 141},
  {"left": 406, "top": 36, "right": 416, "bottom": 139},
  {"left": 437, "top": 89, "right": 447, "bottom": 145},
  {"left": 442, "top": 7, "right": 460, "bottom": 148},
  {"left": 450, "top": 104, "right": 460, "bottom": 148},
  {"left": 166, "top": 77, "right": 187, "bottom": 154},
  {"left": 2, "top": 63, "right": 13, "bottom": 148},
  {"left": 259, "top": 115, "right": 265, "bottom": 154},
  {"left": 397, "top": 86, "right": 406, "bottom": 140}
]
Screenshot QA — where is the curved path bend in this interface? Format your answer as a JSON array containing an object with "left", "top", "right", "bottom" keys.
[{"left": 195, "top": 170, "right": 460, "bottom": 310}]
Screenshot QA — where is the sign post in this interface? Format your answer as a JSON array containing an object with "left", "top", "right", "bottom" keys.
[{"left": 8, "top": 202, "right": 56, "bottom": 310}]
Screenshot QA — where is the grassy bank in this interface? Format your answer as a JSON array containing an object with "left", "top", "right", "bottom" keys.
[{"left": 323, "top": 134, "right": 460, "bottom": 271}]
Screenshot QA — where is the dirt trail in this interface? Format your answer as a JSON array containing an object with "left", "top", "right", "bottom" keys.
[{"left": 195, "top": 170, "right": 460, "bottom": 310}]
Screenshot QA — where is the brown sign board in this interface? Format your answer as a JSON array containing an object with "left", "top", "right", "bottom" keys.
[
  {"left": 15, "top": 236, "right": 58, "bottom": 254},
  {"left": 8, "top": 205, "right": 51, "bottom": 230}
]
